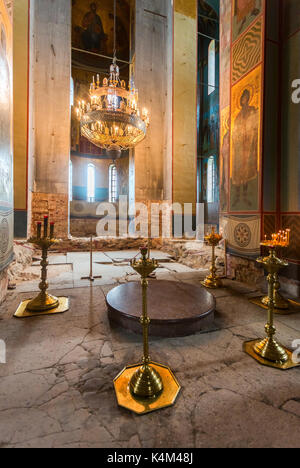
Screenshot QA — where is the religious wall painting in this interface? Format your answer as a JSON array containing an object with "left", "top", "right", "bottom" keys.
[
  {"left": 230, "top": 65, "right": 262, "bottom": 212},
  {"left": 232, "top": 17, "right": 262, "bottom": 84},
  {"left": 72, "top": 0, "right": 130, "bottom": 66},
  {"left": 232, "top": 0, "right": 263, "bottom": 42},
  {"left": 0, "top": 12, "right": 13, "bottom": 272},
  {"left": 220, "top": 106, "right": 230, "bottom": 212}
]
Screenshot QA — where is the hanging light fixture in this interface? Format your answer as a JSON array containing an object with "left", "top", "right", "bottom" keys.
[{"left": 76, "top": 0, "right": 149, "bottom": 159}]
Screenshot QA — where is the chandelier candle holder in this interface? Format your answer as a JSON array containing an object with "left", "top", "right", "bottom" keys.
[
  {"left": 75, "top": 0, "right": 149, "bottom": 159},
  {"left": 244, "top": 237, "right": 300, "bottom": 370},
  {"left": 113, "top": 247, "right": 180, "bottom": 415},
  {"left": 81, "top": 235, "right": 102, "bottom": 282},
  {"left": 260, "top": 230, "right": 290, "bottom": 311},
  {"left": 201, "top": 227, "right": 223, "bottom": 289},
  {"left": 14, "top": 217, "right": 69, "bottom": 318}
]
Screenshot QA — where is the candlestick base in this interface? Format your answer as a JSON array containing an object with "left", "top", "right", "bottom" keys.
[
  {"left": 243, "top": 340, "right": 300, "bottom": 370},
  {"left": 249, "top": 296, "right": 299, "bottom": 315},
  {"left": 254, "top": 336, "right": 289, "bottom": 363},
  {"left": 14, "top": 297, "right": 69, "bottom": 318},
  {"left": 201, "top": 275, "right": 223, "bottom": 289},
  {"left": 130, "top": 363, "right": 163, "bottom": 399},
  {"left": 81, "top": 275, "right": 102, "bottom": 282},
  {"left": 114, "top": 362, "right": 180, "bottom": 415},
  {"left": 26, "top": 292, "right": 60, "bottom": 312}
]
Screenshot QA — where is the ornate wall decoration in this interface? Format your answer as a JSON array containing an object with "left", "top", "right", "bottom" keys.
[
  {"left": 234, "top": 222, "right": 251, "bottom": 247},
  {"left": 221, "top": 215, "right": 261, "bottom": 256},
  {"left": 230, "top": 65, "right": 261, "bottom": 212},
  {"left": 232, "top": 17, "right": 262, "bottom": 84}
]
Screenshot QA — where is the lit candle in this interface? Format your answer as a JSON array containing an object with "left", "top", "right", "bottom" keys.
[
  {"left": 37, "top": 222, "right": 42, "bottom": 239},
  {"left": 50, "top": 222, "right": 55, "bottom": 239},
  {"left": 44, "top": 216, "right": 49, "bottom": 238}
]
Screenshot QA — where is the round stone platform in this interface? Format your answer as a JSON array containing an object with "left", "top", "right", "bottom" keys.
[{"left": 106, "top": 280, "right": 215, "bottom": 337}]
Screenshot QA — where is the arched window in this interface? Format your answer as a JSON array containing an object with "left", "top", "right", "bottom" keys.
[
  {"left": 69, "top": 160, "right": 73, "bottom": 202},
  {"left": 207, "top": 156, "right": 215, "bottom": 203},
  {"left": 109, "top": 164, "right": 117, "bottom": 203},
  {"left": 208, "top": 40, "right": 215, "bottom": 96},
  {"left": 87, "top": 163, "right": 95, "bottom": 202}
]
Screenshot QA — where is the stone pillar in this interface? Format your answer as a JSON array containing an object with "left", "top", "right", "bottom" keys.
[
  {"left": 173, "top": 0, "right": 198, "bottom": 211},
  {"left": 133, "top": 0, "right": 173, "bottom": 235},
  {"left": 0, "top": 0, "right": 13, "bottom": 303},
  {"left": 13, "top": 0, "right": 29, "bottom": 238},
  {"left": 28, "top": 0, "right": 71, "bottom": 238}
]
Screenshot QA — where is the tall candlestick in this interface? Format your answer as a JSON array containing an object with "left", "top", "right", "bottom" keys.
[
  {"left": 50, "top": 222, "right": 55, "bottom": 239},
  {"left": 44, "top": 216, "right": 48, "bottom": 238},
  {"left": 37, "top": 222, "right": 42, "bottom": 239}
]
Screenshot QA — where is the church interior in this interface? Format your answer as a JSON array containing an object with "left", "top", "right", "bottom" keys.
[{"left": 0, "top": 0, "right": 299, "bottom": 449}]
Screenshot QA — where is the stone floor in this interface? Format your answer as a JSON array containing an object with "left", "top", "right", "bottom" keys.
[{"left": 0, "top": 251, "right": 299, "bottom": 448}]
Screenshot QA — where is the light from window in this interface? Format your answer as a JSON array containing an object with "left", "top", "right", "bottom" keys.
[
  {"left": 208, "top": 40, "right": 215, "bottom": 96},
  {"left": 70, "top": 77, "right": 74, "bottom": 107},
  {"left": 109, "top": 164, "right": 117, "bottom": 203},
  {"left": 87, "top": 164, "right": 95, "bottom": 202},
  {"left": 69, "top": 160, "right": 73, "bottom": 202},
  {"left": 207, "top": 156, "right": 215, "bottom": 203}
]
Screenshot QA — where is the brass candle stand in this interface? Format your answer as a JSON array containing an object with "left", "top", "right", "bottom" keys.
[
  {"left": 14, "top": 219, "right": 69, "bottom": 318},
  {"left": 201, "top": 227, "right": 223, "bottom": 289},
  {"left": 250, "top": 230, "right": 295, "bottom": 313},
  {"left": 114, "top": 246, "right": 180, "bottom": 415},
  {"left": 244, "top": 243, "right": 300, "bottom": 370},
  {"left": 81, "top": 235, "right": 102, "bottom": 282},
  {"left": 261, "top": 231, "right": 290, "bottom": 310}
]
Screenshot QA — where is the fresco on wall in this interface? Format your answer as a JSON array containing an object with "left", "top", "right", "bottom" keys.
[
  {"left": 230, "top": 65, "right": 261, "bottom": 212},
  {"left": 72, "top": 0, "right": 130, "bottom": 67},
  {"left": 0, "top": 17, "right": 13, "bottom": 271},
  {"left": 232, "top": 0, "right": 262, "bottom": 42},
  {"left": 232, "top": 17, "right": 262, "bottom": 84},
  {"left": 220, "top": 106, "right": 230, "bottom": 212}
]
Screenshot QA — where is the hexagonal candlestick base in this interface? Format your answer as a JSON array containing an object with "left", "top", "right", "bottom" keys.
[
  {"left": 114, "top": 362, "right": 181, "bottom": 415},
  {"left": 243, "top": 340, "right": 300, "bottom": 370},
  {"left": 14, "top": 297, "right": 69, "bottom": 318}
]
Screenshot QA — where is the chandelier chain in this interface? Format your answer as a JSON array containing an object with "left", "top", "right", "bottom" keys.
[{"left": 113, "top": 0, "right": 117, "bottom": 59}]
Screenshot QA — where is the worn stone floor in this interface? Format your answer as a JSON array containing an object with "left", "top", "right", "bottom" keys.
[{"left": 0, "top": 251, "right": 299, "bottom": 448}]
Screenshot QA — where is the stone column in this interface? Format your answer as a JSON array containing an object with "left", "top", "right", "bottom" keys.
[
  {"left": 173, "top": 0, "right": 198, "bottom": 212},
  {"left": 133, "top": 0, "right": 173, "bottom": 235},
  {"left": 28, "top": 0, "right": 71, "bottom": 238}
]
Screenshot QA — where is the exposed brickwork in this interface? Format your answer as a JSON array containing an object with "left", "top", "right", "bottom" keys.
[
  {"left": 0, "top": 269, "right": 8, "bottom": 305},
  {"left": 30, "top": 193, "right": 69, "bottom": 239}
]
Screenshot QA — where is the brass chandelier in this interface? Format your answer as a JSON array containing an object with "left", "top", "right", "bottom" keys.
[{"left": 76, "top": 0, "right": 149, "bottom": 159}]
